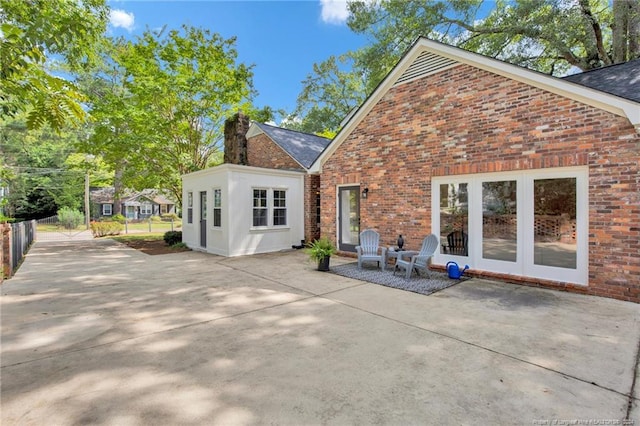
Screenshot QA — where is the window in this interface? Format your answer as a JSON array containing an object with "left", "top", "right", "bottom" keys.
[
  {"left": 213, "top": 188, "right": 222, "bottom": 227},
  {"left": 253, "top": 189, "right": 268, "bottom": 226},
  {"left": 432, "top": 168, "right": 587, "bottom": 285},
  {"left": 187, "top": 192, "right": 193, "bottom": 224},
  {"left": 102, "top": 204, "right": 112, "bottom": 216},
  {"left": 161, "top": 204, "right": 168, "bottom": 214},
  {"left": 141, "top": 202, "right": 152, "bottom": 215},
  {"left": 273, "top": 190, "right": 287, "bottom": 226}
]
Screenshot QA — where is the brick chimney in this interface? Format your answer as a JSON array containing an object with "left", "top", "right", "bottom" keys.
[{"left": 223, "top": 111, "right": 250, "bottom": 165}]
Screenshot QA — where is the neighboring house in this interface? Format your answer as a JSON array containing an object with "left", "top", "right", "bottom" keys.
[
  {"left": 311, "top": 38, "right": 639, "bottom": 302},
  {"left": 90, "top": 188, "right": 176, "bottom": 220},
  {"left": 181, "top": 115, "right": 331, "bottom": 256}
]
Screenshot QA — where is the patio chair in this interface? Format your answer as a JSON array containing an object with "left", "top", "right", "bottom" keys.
[
  {"left": 394, "top": 234, "right": 439, "bottom": 280},
  {"left": 442, "top": 230, "right": 468, "bottom": 256},
  {"left": 356, "top": 229, "right": 387, "bottom": 271}
]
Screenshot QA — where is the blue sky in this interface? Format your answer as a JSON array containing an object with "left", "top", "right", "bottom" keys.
[{"left": 107, "top": 1, "right": 368, "bottom": 115}]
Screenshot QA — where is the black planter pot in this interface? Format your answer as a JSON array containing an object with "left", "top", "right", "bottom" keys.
[{"left": 317, "top": 256, "right": 330, "bottom": 271}]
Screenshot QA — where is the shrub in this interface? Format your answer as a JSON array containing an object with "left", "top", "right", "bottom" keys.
[
  {"left": 164, "top": 230, "right": 182, "bottom": 246},
  {"left": 90, "top": 221, "right": 123, "bottom": 237},
  {"left": 171, "top": 242, "right": 188, "bottom": 249},
  {"left": 150, "top": 215, "right": 162, "bottom": 222},
  {"left": 57, "top": 207, "right": 85, "bottom": 229},
  {"left": 161, "top": 213, "right": 180, "bottom": 222},
  {"left": 111, "top": 214, "right": 126, "bottom": 224}
]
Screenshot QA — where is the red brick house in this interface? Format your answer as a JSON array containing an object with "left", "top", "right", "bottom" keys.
[
  {"left": 311, "top": 38, "right": 640, "bottom": 302},
  {"left": 243, "top": 122, "right": 330, "bottom": 244}
]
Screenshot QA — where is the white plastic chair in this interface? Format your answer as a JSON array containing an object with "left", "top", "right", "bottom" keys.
[
  {"left": 356, "top": 229, "right": 387, "bottom": 271},
  {"left": 394, "top": 234, "right": 439, "bottom": 279}
]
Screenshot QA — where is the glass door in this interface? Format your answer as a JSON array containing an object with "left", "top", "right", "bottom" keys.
[{"left": 338, "top": 186, "right": 360, "bottom": 252}]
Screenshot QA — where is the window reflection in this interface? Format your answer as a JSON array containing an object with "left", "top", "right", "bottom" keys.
[
  {"left": 440, "top": 183, "right": 468, "bottom": 256},
  {"left": 534, "top": 178, "right": 577, "bottom": 269},
  {"left": 482, "top": 181, "right": 517, "bottom": 262}
]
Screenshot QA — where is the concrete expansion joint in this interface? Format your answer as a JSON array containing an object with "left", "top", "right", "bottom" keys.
[
  {"left": 625, "top": 335, "right": 640, "bottom": 418},
  {"left": 324, "top": 296, "right": 635, "bottom": 401}
]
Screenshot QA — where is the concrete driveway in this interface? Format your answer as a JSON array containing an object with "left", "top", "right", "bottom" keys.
[{"left": 2, "top": 239, "right": 639, "bottom": 425}]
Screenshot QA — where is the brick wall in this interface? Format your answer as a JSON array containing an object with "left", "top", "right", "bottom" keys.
[
  {"left": 321, "top": 64, "right": 640, "bottom": 302},
  {"left": 246, "top": 133, "right": 320, "bottom": 244},
  {"left": 247, "top": 134, "right": 302, "bottom": 170}
]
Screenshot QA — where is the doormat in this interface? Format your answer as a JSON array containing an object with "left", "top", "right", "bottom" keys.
[{"left": 329, "top": 262, "right": 468, "bottom": 296}]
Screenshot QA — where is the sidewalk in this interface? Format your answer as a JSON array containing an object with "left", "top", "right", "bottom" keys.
[{"left": 2, "top": 239, "right": 639, "bottom": 425}]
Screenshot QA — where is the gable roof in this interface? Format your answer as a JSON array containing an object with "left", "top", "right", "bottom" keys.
[
  {"left": 562, "top": 59, "right": 640, "bottom": 103},
  {"left": 311, "top": 37, "right": 640, "bottom": 172},
  {"left": 90, "top": 187, "right": 175, "bottom": 205},
  {"left": 246, "top": 122, "right": 332, "bottom": 170}
]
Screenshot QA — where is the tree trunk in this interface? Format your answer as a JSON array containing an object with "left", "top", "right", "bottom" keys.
[
  {"left": 612, "top": 0, "right": 640, "bottom": 63},
  {"left": 113, "top": 163, "right": 124, "bottom": 216}
]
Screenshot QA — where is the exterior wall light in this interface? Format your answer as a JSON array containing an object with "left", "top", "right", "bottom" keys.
[{"left": 362, "top": 187, "right": 369, "bottom": 199}]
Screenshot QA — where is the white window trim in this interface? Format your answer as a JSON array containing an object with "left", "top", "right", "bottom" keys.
[
  {"left": 212, "top": 188, "right": 222, "bottom": 228},
  {"left": 102, "top": 204, "right": 112, "bottom": 216},
  {"left": 141, "top": 202, "right": 153, "bottom": 215},
  {"left": 432, "top": 167, "right": 588, "bottom": 285},
  {"left": 251, "top": 187, "right": 289, "bottom": 230}
]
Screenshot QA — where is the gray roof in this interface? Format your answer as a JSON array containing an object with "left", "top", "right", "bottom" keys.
[
  {"left": 254, "top": 122, "right": 332, "bottom": 169},
  {"left": 562, "top": 59, "right": 640, "bottom": 103}
]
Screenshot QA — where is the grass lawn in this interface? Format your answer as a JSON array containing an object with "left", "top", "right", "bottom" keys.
[{"left": 109, "top": 233, "right": 165, "bottom": 243}]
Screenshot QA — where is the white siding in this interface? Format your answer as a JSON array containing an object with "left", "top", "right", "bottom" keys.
[{"left": 182, "top": 164, "right": 305, "bottom": 257}]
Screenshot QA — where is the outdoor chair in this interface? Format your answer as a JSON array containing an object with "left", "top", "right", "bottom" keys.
[
  {"left": 394, "top": 234, "right": 439, "bottom": 280},
  {"left": 356, "top": 229, "right": 387, "bottom": 271},
  {"left": 442, "top": 230, "right": 468, "bottom": 256}
]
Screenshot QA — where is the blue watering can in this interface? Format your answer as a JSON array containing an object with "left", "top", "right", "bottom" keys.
[{"left": 446, "top": 261, "right": 469, "bottom": 279}]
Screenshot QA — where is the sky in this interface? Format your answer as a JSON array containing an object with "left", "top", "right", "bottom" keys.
[{"left": 107, "top": 0, "right": 368, "bottom": 115}]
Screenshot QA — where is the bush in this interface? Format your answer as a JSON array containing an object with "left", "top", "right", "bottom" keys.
[
  {"left": 111, "top": 214, "right": 126, "bottom": 224},
  {"left": 164, "top": 230, "right": 182, "bottom": 246},
  {"left": 150, "top": 215, "right": 162, "bottom": 222},
  {"left": 161, "top": 213, "right": 180, "bottom": 222},
  {"left": 57, "top": 207, "right": 85, "bottom": 230},
  {"left": 90, "top": 221, "right": 123, "bottom": 237}
]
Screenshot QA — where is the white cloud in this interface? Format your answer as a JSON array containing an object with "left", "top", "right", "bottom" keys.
[
  {"left": 109, "top": 9, "right": 135, "bottom": 32},
  {"left": 320, "top": 0, "right": 349, "bottom": 25}
]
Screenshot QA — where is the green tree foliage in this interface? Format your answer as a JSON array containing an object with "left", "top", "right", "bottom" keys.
[
  {"left": 0, "top": 0, "right": 109, "bottom": 131},
  {"left": 0, "top": 116, "right": 112, "bottom": 219},
  {"left": 288, "top": 53, "right": 366, "bottom": 134},
  {"left": 347, "top": 0, "right": 640, "bottom": 92},
  {"left": 81, "top": 27, "right": 255, "bottom": 205}
]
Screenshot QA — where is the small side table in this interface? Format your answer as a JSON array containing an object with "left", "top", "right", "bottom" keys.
[{"left": 386, "top": 247, "right": 418, "bottom": 266}]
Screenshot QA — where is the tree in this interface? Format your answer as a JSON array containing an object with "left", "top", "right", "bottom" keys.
[
  {"left": 0, "top": 116, "right": 111, "bottom": 219},
  {"left": 0, "top": 0, "right": 109, "bottom": 130},
  {"left": 289, "top": 53, "right": 367, "bottom": 134},
  {"left": 81, "top": 26, "right": 256, "bottom": 206},
  {"left": 346, "top": 0, "right": 640, "bottom": 92}
]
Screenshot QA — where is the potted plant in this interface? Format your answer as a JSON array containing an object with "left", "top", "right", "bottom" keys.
[{"left": 306, "top": 236, "right": 337, "bottom": 271}]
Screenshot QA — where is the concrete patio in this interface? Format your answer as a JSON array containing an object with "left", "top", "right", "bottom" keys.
[{"left": 1, "top": 239, "right": 639, "bottom": 425}]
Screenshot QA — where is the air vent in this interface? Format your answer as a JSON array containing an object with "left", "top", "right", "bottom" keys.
[{"left": 394, "top": 51, "right": 459, "bottom": 86}]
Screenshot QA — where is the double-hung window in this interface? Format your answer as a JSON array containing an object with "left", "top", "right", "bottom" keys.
[
  {"left": 273, "top": 190, "right": 287, "bottom": 226},
  {"left": 252, "top": 188, "right": 288, "bottom": 228},
  {"left": 187, "top": 192, "right": 193, "bottom": 224},
  {"left": 213, "top": 188, "right": 222, "bottom": 227},
  {"left": 102, "top": 204, "right": 112, "bottom": 216},
  {"left": 253, "top": 189, "right": 268, "bottom": 227},
  {"left": 141, "top": 202, "right": 152, "bottom": 215}
]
